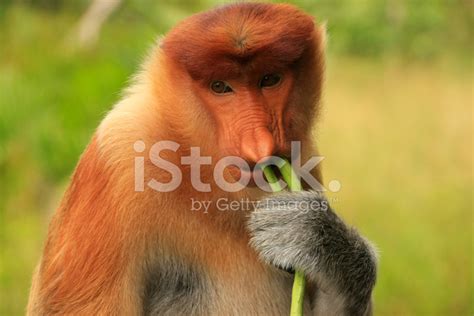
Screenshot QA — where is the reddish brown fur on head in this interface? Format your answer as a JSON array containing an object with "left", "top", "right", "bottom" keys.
[
  {"left": 162, "top": 3, "right": 316, "bottom": 81},
  {"left": 161, "top": 3, "right": 324, "bottom": 175}
]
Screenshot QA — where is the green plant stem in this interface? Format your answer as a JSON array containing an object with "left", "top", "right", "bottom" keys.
[{"left": 262, "top": 158, "right": 305, "bottom": 316}]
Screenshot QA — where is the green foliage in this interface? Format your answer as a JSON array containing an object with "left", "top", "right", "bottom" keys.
[
  {"left": 0, "top": 2, "right": 472, "bottom": 315},
  {"left": 289, "top": 0, "right": 472, "bottom": 60}
]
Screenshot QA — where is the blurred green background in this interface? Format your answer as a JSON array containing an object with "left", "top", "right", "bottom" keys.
[{"left": 0, "top": 0, "right": 472, "bottom": 315}]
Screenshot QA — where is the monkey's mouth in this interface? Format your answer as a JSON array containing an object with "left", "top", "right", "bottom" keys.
[
  {"left": 226, "top": 165, "right": 256, "bottom": 187},
  {"left": 227, "top": 162, "right": 285, "bottom": 188}
]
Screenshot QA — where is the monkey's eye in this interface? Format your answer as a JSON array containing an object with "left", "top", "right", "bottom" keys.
[
  {"left": 210, "top": 81, "right": 233, "bottom": 94},
  {"left": 260, "top": 74, "right": 281, "bottom": 88}
]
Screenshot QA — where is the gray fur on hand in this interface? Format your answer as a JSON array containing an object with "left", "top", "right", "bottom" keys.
[{"left": 248, "top": 191, "right": 378, "bottom": 316}]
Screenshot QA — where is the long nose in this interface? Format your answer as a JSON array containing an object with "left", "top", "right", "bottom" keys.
[{"left": 240, "top": 127, "right": 275, "bottom": 164}]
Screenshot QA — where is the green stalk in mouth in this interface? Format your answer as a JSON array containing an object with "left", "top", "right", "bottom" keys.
[{"left": 262, "top": 158, "right": 305, "bottom": 316}]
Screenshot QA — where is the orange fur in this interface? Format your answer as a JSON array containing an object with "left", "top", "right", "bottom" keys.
[{"left": 28, "top": 3, "right": 326, "bottom": 315}]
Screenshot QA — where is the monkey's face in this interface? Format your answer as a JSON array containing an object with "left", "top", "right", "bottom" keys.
[
  {"left": 193, "top": 69, "right": 295, "bottom": 168},
  {"left": 161, "top": 3, "right": 322, "bottom": 181}
]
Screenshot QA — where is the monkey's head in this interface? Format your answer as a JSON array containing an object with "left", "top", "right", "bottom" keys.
[{"left": 160, "top": 3, "right": 325, "bottom": 173}]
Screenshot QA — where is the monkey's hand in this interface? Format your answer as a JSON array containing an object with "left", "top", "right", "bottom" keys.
[{"left": 247, "top": 191, "right": 377, "bottom": 316}]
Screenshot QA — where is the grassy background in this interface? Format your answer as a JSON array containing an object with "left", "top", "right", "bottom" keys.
[{"left": 0, "top": 1, "right": 472, "bottom": 315}]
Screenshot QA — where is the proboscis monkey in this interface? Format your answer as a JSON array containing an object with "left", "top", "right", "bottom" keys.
[{"left": 28, "top": 3, "right": 377, "bottom": 315}]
